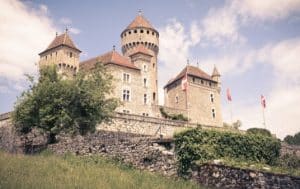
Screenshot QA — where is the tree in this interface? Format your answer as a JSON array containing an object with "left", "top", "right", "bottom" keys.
[
  {"left": 12, "top": 64, "right": 119, "bottom": 143},
  {"left": 284, "top": 132, "right": 300, "bottom": 145}
]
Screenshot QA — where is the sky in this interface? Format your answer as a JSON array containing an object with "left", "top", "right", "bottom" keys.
[{"left": 1, "top": 0, "right": 300, "bottom": 139}]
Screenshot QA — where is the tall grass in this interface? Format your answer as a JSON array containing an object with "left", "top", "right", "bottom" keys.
[{"left": 0, "top": 151, "right": 204, "bottom": 189}]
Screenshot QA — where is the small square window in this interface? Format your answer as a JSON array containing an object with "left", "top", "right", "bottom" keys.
[
  {"left": 134, "top": 30, "right": 137, "bottom": 33},
  {"left": 140, "top": 30, "right": 144, "bottom": 33}
]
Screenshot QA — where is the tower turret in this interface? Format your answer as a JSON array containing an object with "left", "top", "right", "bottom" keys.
[
  {"left": 38, "top": 29, "right": 81, "bottom": 79},
  {"left": 212, "top": 65, "right": 221, "bottom": 84},
  {"left": 121, "top": 11, "right": 159, "bottom": 105}
]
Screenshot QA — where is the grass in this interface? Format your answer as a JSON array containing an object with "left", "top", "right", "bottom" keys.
[{"left": 0, "top": 151, "right": 205, "bottom": 189}]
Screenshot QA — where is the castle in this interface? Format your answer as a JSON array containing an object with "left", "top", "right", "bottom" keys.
[{"left": 38, "top": 12, "right": 222, "bottom": 127}]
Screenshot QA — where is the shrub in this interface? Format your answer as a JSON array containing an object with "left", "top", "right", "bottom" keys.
[
  {"left": 277, "top": 154, "right": 300, "bottom": 169},
  {"left": 174, "top": 129, "right": 281, "bottom": 175},
  {"left": 246, "top": 128, "right": 272, "bottom": 137},
  {"left": 284, "top": 132, "right": 300, "bottom": 145},
  {"left": 159, "top": 107, "right": 188, "bottom": 121}
]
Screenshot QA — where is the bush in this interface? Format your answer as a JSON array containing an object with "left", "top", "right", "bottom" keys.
[
  {"left": 159, "top": 107, "right": 188, "bottom": 121},
  {"left": 174, "top": 129, "right": 281, "bottom": 175},
  {"left": 246, "top": 128, "right": 272, "bottom": 137},
  {"left": 277, "top": 154, "right": 300, "bottom": 169},
  {"left": 284, "top": 132, "right": 300, "bottom": 145}
]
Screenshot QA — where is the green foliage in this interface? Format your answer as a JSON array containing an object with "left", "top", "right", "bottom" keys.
[
  {"left": 246, "top": 128, "right": 272, "bottom": 137},
  {"left": 159, "top": 107, "right": 188, "bottom": 121},
  {"left": 284, "top": 132, "right": 300, "bottom": 145},
  {"left": 277, "top": 154, "right": 300, "bottom": 169},
  {"left": 222, "top": 120, "right": 242, "bottom": 130},
  {"left": 12, "top": 64, "right": 119, "bottom": 143},
  {"left": 0, "top": 151, "right": 203, "bottom": 189},
  {"left": 174, "top": 129, "right": 281, "bottom": 175}
]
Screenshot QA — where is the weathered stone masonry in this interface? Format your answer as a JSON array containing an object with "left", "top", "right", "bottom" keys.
[{"left": 1, "top": 113, "right": 300, "bottom": 188}]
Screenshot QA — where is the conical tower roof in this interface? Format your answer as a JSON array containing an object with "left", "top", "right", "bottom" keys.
[
  {"left": 39, "top": 31, "right": 81, "bottom": 55},
  {"left": 212, "top": 65, "right": 221, "bottom": 76},
  {"left": 126, "top": 14, "right": 154, "bottom": 30}
]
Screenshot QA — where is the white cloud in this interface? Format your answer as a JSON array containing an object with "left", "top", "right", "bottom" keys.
[
  {"left": 201, "top": 6, "right": 245, "bottom": 46},
  {"left": 158, "top": 19, "right": 202, "bottom": 104},
  {"left": 233, "top": 0, "right": 300, "bottom": 21},
  {"left": 59, "top": 17, "right": 72, "bottom": 25},
  {"left": 219, "top": 38, "right": 300, "bottom": 139},
  {"left": 69, "top": 27, "right": 81, "bottom": 35},
  {"left": 0, "top": 0, "right": 56, "bottom": 93}
]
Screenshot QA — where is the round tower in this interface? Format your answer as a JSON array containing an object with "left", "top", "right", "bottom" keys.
[{"left": 120, "top": 11, "right": 159, "bottom": 106}]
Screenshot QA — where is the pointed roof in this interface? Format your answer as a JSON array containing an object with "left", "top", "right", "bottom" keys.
[
  {"left": 212, "top": 65, "right": 221, "bottom": 76},
  {"left": 126, "top": 14, "right": 155, "bottom": 30},
  {"left": 39, "top": 32, "right": 81, "bottom": 55},
  {"left": 80, "top": 50, "right": 139, "bottom": 71},
  {"left": 164, "top": 65, "right": 216, "bottom": 88},
  {"left": 129, "top": 44, "right": 152, "bottom": 57}
]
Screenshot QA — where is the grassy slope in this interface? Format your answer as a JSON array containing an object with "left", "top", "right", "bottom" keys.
[{"left": 0, "top": 151, "right": 204, "bottom": 189}]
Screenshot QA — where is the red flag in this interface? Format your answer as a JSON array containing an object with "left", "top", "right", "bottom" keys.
[
  {"left": 181, "top": 72, "right": 188, "bottom": 91},
  {"left": 261, "top": 95, "right": 266, "bottom": 108},
  {"left": 226, "top": 88, "right": 232, "bottom": 101}
]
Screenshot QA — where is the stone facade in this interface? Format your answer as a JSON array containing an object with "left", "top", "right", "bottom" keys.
[
  {"left": 164, "top": 66, "right": 222, "bottom": 126},
  {"left": 39, "top": 32, "right": 81, "bottom": 78}
]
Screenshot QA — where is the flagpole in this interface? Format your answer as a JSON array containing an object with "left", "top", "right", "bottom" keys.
[
  {"left": 230, "top": 101, "right": 233, "bottom": 124},
  {"left": 262, "top": 106, "right": 266, "bottom": 129}
]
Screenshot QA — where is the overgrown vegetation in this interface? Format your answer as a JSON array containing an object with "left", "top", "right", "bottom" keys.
[
  {"left": 284, "top": 131, "right": 300, "bottom": 145},
  {"left": 246, "top": 128, "right": 272, "bottom": 137},
  {"left": 0, "top": 151, "right": 204, "bottom": 189},
  {"left": 159, "top": 107, "right": 188, "bottom": 121},
  {"left": 12, "top": 64, "right": 119, "bottom": 143},
  {"left": 174, "top": 129, "right": 281, "bottom": 176},
  {"left": 223, "top": 120, "right": 242, "bottom": 130}
]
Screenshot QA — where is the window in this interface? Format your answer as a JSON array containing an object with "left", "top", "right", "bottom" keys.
[
  {"left": 153, "top": 92, "right": 156, "bottom": 101},
  {"left": 123, "top": 110, "right": 130, "bottom": 114},
  {"left": 140, "top": 29, "right": 144, "bottom": 33},
  {"left": 210, "top": 93, "right": 214, "bottom": 103},
  {"left": 144, "top": 94, "right": 147, "bottom": 104},
  {"left": 56, "top": 52, "right": 57, "bottom": 56},
  {"left": 142, "top": 113, "right": 149, "bottom": 116},
  {"left": 134, "top": 30, "right": 137, "bottom": 33},
  {"left": 152, "top": 31, "right": 154, "bottom": 35},
  {"left": 175, "top": 96, "right": 179, "bottom": 104},
  {"left": 147, "top": 30, "right": 149, "bottom": 34},
  {"left": 209, "top": 82, "right": 211, "bottom": 87},
  {"left": 175, "top": 96, "right": 179, "bottom": 103},
  {"left": 123, "top": 89, "right": 130, "bottom": 101},
  {"left": 212, "top": 108, "right": 216, "bottom": 119},
  {"left": 123, "top": 73, "right": 130, "bottom": 83},
  {"left": 153, "top": 63, "right": 155, "bottom": 68},
  {"left": 129, "top": 31, "right": 131, "bottom": 34},
  {"left": 45, "top": 55, "right": 47, "bottom": 60},
  {"left": 201, "top": 80, "right": 204, "bottom": 84},
  {"left": 70, "top": 52, "right": 73, "bottom": 58},
  {"left": 143, "top": 64, "right": 147, "bottom": 71},
  {"left": 143, "top": 78, "right": 147, "bottom": 87},
  {"left": 192, "top": 77, "right": 195, "bottom": 83}
]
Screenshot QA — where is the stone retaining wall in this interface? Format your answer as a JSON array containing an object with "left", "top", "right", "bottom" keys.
[{"left": 192, "top": 163, "right": 300, "bottom": 189}]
